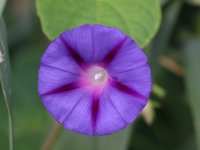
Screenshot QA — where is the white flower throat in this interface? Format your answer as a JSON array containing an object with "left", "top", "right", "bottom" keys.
[{"left": 88, "top": 66, "right": 108, "bottom": 86}]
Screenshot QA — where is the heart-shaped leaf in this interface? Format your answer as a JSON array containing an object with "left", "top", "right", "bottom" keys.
[{"left": 36, "top": 0, "right": 161, "bottom": 48}]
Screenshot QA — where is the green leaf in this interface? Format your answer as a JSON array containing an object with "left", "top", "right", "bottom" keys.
[
  {"left": 0, "top": 0, "right": 6, "bottom": 16},
  {"left": 36, "top": 0, "right": 161, "bottom": 48},
  {"left": 160, "top": 0, "right": 169, "bottom": 6},
  {"left": 54, "top": 125, "right": 132, "bottom": 150},
  {"left": 0, "top": 17, "right": 13, "bottom": 150},
  {"left": 184, "top": 39, "right": 200, "bottom": 150}
]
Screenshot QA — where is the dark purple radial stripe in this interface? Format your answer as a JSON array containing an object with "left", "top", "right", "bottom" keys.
[
  {"left": 110, "top": 81, "right": 147, "bottom": 100},
  {"left": 40, "top": 82, "right": 80, "bottom": 96},
  {"left": 91, "top": 94, "right": 100, "bottom": 134},
  {"left": 102, "top": 37, "right": 128, "bottom": 66},
  {"left": 60, "top": 36, "right": 85, "bottom": 67}
]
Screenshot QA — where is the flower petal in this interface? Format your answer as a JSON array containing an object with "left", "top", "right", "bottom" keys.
[
  {"left": 63, "top": 92, "right": 93, "bottom": 135},
  {"left": 40, "top": 37, "right": 81, "bottom": 73},
  {"left": 106, "top": 36, "right": 151, "bottom": 98},
  {"left": 41, "top": 89, "right": 85, "bottom": 125},
  {"left": 95, "top": 90, "right": 126, "bottom": 135},
  {"left": 107, "top": 37, "right": 148, "bottom": 73},
  {"left": 110, "top": 66, "right": 152, "bottom": 97},
  {"left": 92, "top": 25, "right": 126, "bottom": 63},
  {"left": 104, "top": 86, "right": 147, "bottom": 124},
  {"left": 61, "top": 24, "right": 126, "bottom": 63},
  {"left": 38, "top": 64, "right": 79, "bottom": 96},
  {"left": 61, "top": 24, "right": 93, "bottom": 63}
]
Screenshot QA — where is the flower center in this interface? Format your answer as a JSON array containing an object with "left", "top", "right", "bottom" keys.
[
  {"left": 89, "top": 66, "right": 108, "bottom": 85},
  {"left": 85, "top": 66, "right": 109, "bottom": 89}
]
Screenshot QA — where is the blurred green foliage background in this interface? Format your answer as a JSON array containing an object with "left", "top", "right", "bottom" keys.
[{"left": 0, "top": 0, "right": 200, "bottom": 150}]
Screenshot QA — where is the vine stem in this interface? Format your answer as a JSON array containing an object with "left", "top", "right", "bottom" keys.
[
  {"left": 41, "top": 122, "right": 62, "bottom": 150},
  {"left": 9, "top": 118, "right": 13, "bottom": 150},
  {"left": 159, "top": 56, "right": 185, "bottom": 77},
  {"left": 0, "top": 17, "right": 14, "bottom": 150},
  {"left": 4, "top": 91, "right": 14, "bottom": 150}
]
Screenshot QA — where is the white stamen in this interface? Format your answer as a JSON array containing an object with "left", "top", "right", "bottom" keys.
[
  {"left": 94, "top": 72, "right": 103, "bottom": 80},
  {"left": 86, "top": 66, "right": 108, "bottom": 87}
]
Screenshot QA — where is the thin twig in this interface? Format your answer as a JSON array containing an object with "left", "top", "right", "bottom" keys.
[
  {"left": 41, "top": 122, "right": 62, "bottom": 150},
  {"left": 159, "top": 56, "right": 185, "bottom": 77}
]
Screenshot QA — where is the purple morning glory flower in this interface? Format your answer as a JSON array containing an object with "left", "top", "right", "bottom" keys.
[{"left": 38, "top": 24, "right": 152, "bottom": 136}]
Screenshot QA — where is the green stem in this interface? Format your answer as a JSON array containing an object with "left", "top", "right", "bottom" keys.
[
  {"left": 41, "top": 122, "right": 62, "bottom": 150},
  {"left": 0, "top": 17, "right": 14, "bottom": 150},
  {"left": 7, "top": 104, "right": 13, "bottom": 150}
]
